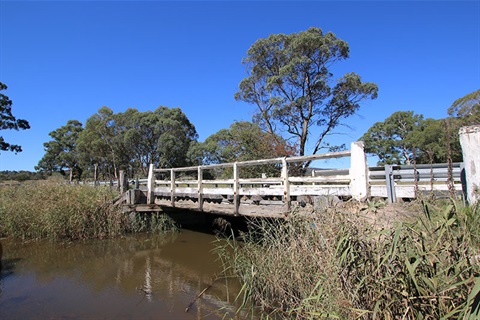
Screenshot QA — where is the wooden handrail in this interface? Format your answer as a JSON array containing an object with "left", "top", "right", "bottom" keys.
[{"left": 146, "top": 142, "right": 367, "bottom": 206}]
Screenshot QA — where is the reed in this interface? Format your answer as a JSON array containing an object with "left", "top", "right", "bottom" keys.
[
  {"left": 0, "top": 181, "right": 177, "bottom": 240},
  {"left": 216, "top": 200, "right": 480, "bottom": 319}
]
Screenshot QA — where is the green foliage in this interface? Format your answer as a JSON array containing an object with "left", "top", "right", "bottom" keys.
[
  {"left": 0, "top": 182, "right": 178, "bottom": 240},
  {"left": 448, "top": 89, "right": 480, "bottom": 125},
  {"left": 336, "top": 201, "right": 479, "bottom": 319},
  {"left": 76, "top": 106, "right": 121, "bottom": 180},
  {"left": 216, "top": 201, "right": 480, "bottom": 319},
  {"left": 38, "top": 106, "right": 198, "bottom": 181},
  {"left": 36, "top": 120, "right": 84, "bottom": 181},
  {"left": 407, "top": 117, "right": 463, "bottom": 164},
  {"left": 199, "top": 121, "right": 295, "bottom": 163},
  {"left": 76, "top": 106, "right": 198, "bottom": 179},
  {"left": 193, "top": 121, "right": 296, "bottom": 178},
  {"left": 361, "top": 111, "right": 423, "bottom": 165},
  {"left": 0, "top": 82, "right": 30, "bottom": 153},
  {"left": 0, "top": 170, "right": 46, "bottom": 181},
  {"left": 362, "top": 111, "right": 463, "bottom": 165},
  {"left": 130, "top": 212, "right": 178, "bottom": 234},
  {"left": 235, "top": 27, "right": 378, "bottom": 158}
]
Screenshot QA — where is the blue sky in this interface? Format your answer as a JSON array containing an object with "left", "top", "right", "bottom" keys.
[{"left": 0, "top": 1, "right": 479, "bottom": 171}]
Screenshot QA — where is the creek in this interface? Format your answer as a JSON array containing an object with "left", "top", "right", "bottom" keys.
[{"left": 0, "top": 214, "right": 248, "bottom": 319}]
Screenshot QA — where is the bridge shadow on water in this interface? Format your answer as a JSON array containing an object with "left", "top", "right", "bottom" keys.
[
  {"left": 160, "top": 207, "right": 278, "bottom": 239},
  {"left": 162, "top": 207, "right": 250, "bottom": 236}
]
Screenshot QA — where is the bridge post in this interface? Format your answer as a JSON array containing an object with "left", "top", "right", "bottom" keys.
[
  {"left": 233, "top": 162, "right": 240, "bottom": 216},
  {"left": 198, "top": 167, "right": 204, "bottom": 211},
  {"left": 350, "top": 141, "right": 369, "bottom": 201},
  {"left": 170, "top": 169, "right": 176, "bottom": 207},
  {"left": 119, "top": 170, "right": 128, "bottom": 194},
  {"left": 282, "top": 157, "right": 291, "bottom": 211},
  {"left": 147, "top": 164, "right": 155, "bottom": 204},
  {"left": 459, "top": 125, "right": 480, "bottom": 204}
]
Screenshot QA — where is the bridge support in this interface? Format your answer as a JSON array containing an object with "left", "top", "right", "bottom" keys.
[
  {"left": 282, "top": 157, "right": 291, "bottom": 210},
  {"left": 170, "top": 169, "right": 176, "bottom": 207},
  {"left": 147, "top": 164, "right": 155, "bottom": 204},
  {"left": 350, "top": 141, "right": 369, "bottom": 201},
  {"left": 233, "top": 162, "right": 240, "bottom": 216},
  {"left": 459, "top": 125, "right": 480, "bottom": 204},
  {"left": 198, "top": 167, "right": 204, "bottom": 211}
]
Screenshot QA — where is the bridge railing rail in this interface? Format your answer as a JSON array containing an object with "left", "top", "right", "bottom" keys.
[
  {"left": 145, "top": 142, "right": 368, "bottom": 214},
  {"left": 368, "top": 162, "right": 464, "bottom": 202}
]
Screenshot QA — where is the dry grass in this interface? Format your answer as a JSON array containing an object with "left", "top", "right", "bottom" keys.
[
  {"left": 0, "top": 180, "right": 177, "bottom": 240},
  {"left": 215, "top": 200, "right": 480, "bottom": 319}
]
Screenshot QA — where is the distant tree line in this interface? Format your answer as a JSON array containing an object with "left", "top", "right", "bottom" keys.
[
  {"left": 361, "top": 89, "right": 479, "bottom": 166},
  {"left": 0, "top": 170, "right": 46, "bottom": 182},
  {"left": 34, "top": 106, "right": 295, "bottom": 182}
]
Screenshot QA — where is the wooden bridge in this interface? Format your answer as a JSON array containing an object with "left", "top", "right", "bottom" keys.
[{"left": 118, "top": 141, "right": 465, "bottom": 218}]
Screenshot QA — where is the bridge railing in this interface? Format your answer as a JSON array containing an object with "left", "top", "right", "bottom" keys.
[
  {"left": 368, "top": 162, "right": 464, "bottom": 202},
  {"left": 146, "top": 141, "right": 368, "bottom": 214}
]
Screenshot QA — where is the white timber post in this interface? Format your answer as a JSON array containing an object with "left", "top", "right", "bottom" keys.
[
  {"left": 198, "top": 166, "right": 204, "bottom": 211},
  {"left": 350, "top": 141, "right": 369, "bottom": 201},
  {"left": 282, "top": 157, "right": 291, "bottom": 211},
  {"left": 147, "top": 164, "right": 155, "bottom": 204},
  {"left": 119, "top": 170, "right": 128, "bottom": 194},
  {"left": 170, "top": 169, "right": 176, "bottom": 207},
  {"left": 233, "top": 162, "right": 240, "bottom": 216},
  {"left": 459, "top": 126, "right": 480, "bottom": 204}
]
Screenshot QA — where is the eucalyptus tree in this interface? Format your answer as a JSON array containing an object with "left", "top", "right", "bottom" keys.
[
  {"left": 448, "top": 89, "right": 480, "bottom": 125},
  {"left": 361, "top": 111, "right": 423, "bottom": 165},
  {"left": 76, "top": 106, "right": 124, "bottom": 179},
  {"left": 36, "top": 120, "right": 84, "bottom": 181},
  {"left": 199, "top": 121, "right": 295, "bottom": 165},
  {"left": 235, "top": 27, "right": 378, "bottom": 160},
  {"left": 121, "top": 107, "right": 198, "bottom": 173},
  {"left": 406, "top": 118, "right": 462, "bottom": 165},
  {"left": 0, "top": 82, "right": 30, "bottom": 153},
  {"left": 195, "top": 121, "right": 296, "bottom": 178}
]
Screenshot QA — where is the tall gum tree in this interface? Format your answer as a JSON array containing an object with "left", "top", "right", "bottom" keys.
[
  {"left": 77, "top": 106, "right": 121, "bottom": 180},
  {"left": 235, "top": 27, "right": 378, "bottom": 162},
  {"left": 448, "top": 89, "right": 480, "bottom": 125}
]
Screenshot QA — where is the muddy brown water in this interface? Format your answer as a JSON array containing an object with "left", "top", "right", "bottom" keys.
[{"left": 0, "top": 227, "right": 248, "bottom": 319}]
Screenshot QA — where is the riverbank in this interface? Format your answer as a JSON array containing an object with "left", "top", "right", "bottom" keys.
[
  {"left": 216, "top": 199, "right": 480, "bottom": 319},
  {"left": 0, "top": 180, "right": 177, "bottom": 240}
]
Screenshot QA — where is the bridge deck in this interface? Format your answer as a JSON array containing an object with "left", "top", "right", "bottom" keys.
[{"left": 155, "top": 198, "right": 290, "bottom": 218}]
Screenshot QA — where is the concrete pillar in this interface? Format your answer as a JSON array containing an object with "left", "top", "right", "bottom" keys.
[
  {"left": 459, "top": 126, "right": 480, "bottom": 204},
  {"left": 350, "top": 141, "right": 369, "bottom": 201},
  {"left": 147, "top": 164, "right": 155, "bottom": 204}
]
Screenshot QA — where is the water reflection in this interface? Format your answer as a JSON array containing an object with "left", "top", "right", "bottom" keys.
[{"left": 0, "top": 231, "right": 243, "bottom": 319}]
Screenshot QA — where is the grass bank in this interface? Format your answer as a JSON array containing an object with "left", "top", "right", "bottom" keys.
[
  {"left": 216, "top": 200, "right": 480, "bottom": 319},
  {"left": 0, "top": 181, "right": 177, "bottom": 241}
]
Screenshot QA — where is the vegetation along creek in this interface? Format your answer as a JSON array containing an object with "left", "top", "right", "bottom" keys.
[{"left": 0, "top": 182, "right": 252, "bottom": 319}]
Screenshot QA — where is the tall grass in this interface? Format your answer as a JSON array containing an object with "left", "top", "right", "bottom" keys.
[
  {"left": 0, "top": 181, "right": 177, "bottom": 240},
  {"left": 216, "top": 201, "right": 480, "bottom": 319}
]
